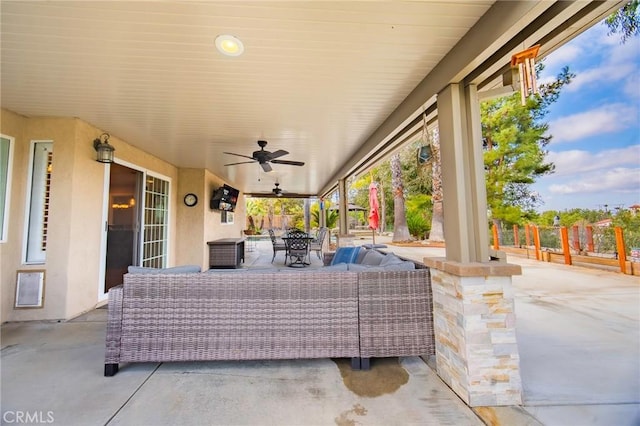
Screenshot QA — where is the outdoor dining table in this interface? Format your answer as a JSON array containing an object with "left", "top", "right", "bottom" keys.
[{"left": 281, "top": 233, "right": 314, "bottom": 267}]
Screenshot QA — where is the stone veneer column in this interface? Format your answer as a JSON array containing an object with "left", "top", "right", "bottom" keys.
[{"left": 424, "top": 258, "right": 523, "bottom": 406}]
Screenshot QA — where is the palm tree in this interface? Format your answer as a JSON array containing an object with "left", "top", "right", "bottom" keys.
[
  {"left": 391, "top": 153, "right": 411, "bottom": 241},
  {"left": 428, "top": 128, "right": 445, "bottom": 242}
]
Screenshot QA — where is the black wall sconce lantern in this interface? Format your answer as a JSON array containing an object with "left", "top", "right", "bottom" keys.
[{"left": 93, "top": 133, "right": 115, "bottom": 163}]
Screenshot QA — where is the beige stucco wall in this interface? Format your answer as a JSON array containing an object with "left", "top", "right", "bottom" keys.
[
  {"left": 175, "top": 168, "right": 245, "bottom": 269},
  {"left": 0, "top": 109, "right": 29, "bottom": 323},
  {"left": 1, "top": 108, "right": 246, "bottom": 322},
  {"left": 0, "top": 113, "right": 81, "bottom": 321}
]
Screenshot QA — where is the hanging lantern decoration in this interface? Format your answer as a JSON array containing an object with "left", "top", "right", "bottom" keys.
[{"left": 511, "top": 44, "right": 540, "bottom": 106}]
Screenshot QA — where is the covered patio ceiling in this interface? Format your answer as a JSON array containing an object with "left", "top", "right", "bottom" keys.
[{"left": 0, "top": 1, "right": 622, "bottom": 198}]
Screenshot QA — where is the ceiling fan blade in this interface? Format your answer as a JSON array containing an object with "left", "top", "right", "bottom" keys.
[
  {"left": 271, "top": 159, "right": 305, "bottom": 166},
  {"left": 261, "top": 162, "right": 273, "bottom": 172},
  {"left": 224, "top": 160, "right": 256, "bottom": 166},
  {"left": 224, "top": 152, "right": 256, "bottom": 161},
  {"left": 267, "top": 149, "right": 289, "bottom": 160}
]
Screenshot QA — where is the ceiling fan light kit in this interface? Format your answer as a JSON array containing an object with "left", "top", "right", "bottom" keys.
[
  {"left": 273, "top": 182, "right": 283, "bottom": 196},
  {"left": 224, "top": 140, "right": 305, "bottom": 173}
]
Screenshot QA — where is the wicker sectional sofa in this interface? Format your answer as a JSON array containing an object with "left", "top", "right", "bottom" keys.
[{"left": 104, "top": 251, "right": 434, "bottom": 376}]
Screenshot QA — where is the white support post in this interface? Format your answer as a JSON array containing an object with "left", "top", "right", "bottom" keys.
[
  {"left": 436, "top": 83, "right": 489, "bottom": 263},
  {"left": 427, "top": 83, "right": 522, "bottom": 407},
  {"left": 337, "top": 179, "right": 353, "bottom": 247}
]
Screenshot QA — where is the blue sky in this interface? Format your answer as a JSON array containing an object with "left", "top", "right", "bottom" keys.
[{"left": 533, "top": 20, "right": 640, "bottom": 213}]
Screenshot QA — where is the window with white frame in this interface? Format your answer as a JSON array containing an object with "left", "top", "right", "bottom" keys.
[
  {"left": 0, "top": 135, "right": 13, "bottom": 242},
  {"left": 25, "top": 141, "right": 53, "bottom": 263},
  {"left": 221, "top": 210, "right": 234, "bottom": 224}
]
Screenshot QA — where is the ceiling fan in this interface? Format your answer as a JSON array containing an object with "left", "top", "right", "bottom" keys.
[
  {"left": 272, "top": 182, "right": 285, "bottom": 197},
  {"left": 224, "top": 140, "right": 305, "bottom": 172}
]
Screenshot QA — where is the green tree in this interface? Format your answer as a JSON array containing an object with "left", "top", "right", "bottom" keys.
[
  {"left": 246, "top": 197, "right": 304, "bottom": 230},
  {"left": 605, "top": 0, "right": 639, "bottom": 43},
  {"left": 246, "top": 198, "right": 269, "bottom": 231},
  {"left": 482, "top": 64, "right": 574, "bottom": 226},
  {"left": 397, "top": 140, "right": 432, "bottom": 195},
  {"left": 612, "top": 209, "right": 640, "bottom": 254},
  {"left": 310, "top": 201, "right": 338, "bottom": 229},
  {"left": 352, "top": 164, "right": 393, "bottom": 232}
]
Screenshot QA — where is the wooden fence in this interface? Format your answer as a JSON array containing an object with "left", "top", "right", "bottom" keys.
[{"left": 491, "top": 224, "right": 640, "bottom": 276}]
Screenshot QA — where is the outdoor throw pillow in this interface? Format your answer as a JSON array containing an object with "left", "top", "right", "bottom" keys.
[
  {"left": 330, "top": 246, "right": 361, "bottom": 265},
  {"left": 355, "top": 248, "right": 369, "bottom": 264}
]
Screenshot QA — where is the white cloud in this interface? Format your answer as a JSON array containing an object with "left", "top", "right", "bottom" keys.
[
  {"left": 623, "top": 70, "right": 640, "bottom": 98},
  {"left": 547, "top": 145, "right": 640, "bottom": 176},
  {"left": 542, "top": 44, "right": 581, "bottom": 72},
  {"left": 541, "top": 24, "right": 639, "bottom": 95},
  {"left": 531, "top": 23, "right": 640, "bottom": 211},
  {"left": 547, "top": 103, "right": 638, "bottom": 143},
  {"left": 548, "top": 167, "right": 640, "bottom": 195},
  {"left": 540, "top": 23, "right": 609, "bottom": 77},
  {"left": 566, "top": 63, "right": 635, "bottom": 92},
  {"left": 608, "top": 35, "right": 640, "bottom": 62}
]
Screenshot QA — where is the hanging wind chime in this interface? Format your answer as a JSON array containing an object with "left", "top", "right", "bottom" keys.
[{"left": 511, "top": 44, "right": 541, "bottom": 106}]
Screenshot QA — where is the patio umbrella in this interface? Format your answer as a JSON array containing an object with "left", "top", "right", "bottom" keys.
[{"left": 368, "top": 182, "right": 380, "bottom": 244}]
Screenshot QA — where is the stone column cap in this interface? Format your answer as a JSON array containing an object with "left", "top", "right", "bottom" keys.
[{"left": 423, "top": 257, "right": 522, "bottom": 277}]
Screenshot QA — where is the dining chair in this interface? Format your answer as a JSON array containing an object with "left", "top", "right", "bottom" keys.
[
  {"left": 268, "top": 229, "right": 287, "bottom": 263},
  {"left": 284, "top": 229, "right": 311, "bottom": 267},
  {"left": 309, "top": 227, "right": 328, "bottom": 260}
]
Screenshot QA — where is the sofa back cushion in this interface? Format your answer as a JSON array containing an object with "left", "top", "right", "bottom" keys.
[
  {"left": 360, "top": 250, "right": 385, "bottom": 266},
  {"left": 379, "top": 253, "right": 404, "bottom": 266}
]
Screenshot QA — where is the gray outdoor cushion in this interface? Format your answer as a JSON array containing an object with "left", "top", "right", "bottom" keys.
[
  {"left": 347, "top": 263, "right": 385, "bottom": 272},
  {"left": 382, "top": 261, "right": 416, "bottom": 271},
  {"left": 360, "top": 250, "right": 385, "bottom": 266},
  {"left": 348, "top": 261, "right": 415, "bottom": 272},
  {"left": 128, "top": 265, "right": 201, "bottom": 274},
  {"left": 380, "top": 253, "right": 405, "bottom": 266}
]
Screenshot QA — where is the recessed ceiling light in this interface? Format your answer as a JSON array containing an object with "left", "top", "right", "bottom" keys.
[{"left": 215, "top": 34, "right": 244, "bottom": 57}]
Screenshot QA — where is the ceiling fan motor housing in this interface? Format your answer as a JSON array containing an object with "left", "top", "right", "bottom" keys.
[{"left": 253, "top": 150, "right": 269, "bottom": 162}]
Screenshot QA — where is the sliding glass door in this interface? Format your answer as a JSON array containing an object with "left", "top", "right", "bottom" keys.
[
  {"left": 142, "top": 175, "right": 169, "bottom": 268},
  {"left": 103, "top": 164, "right": 170, "bottom": 294}
]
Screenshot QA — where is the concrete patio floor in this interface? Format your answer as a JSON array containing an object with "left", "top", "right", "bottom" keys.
[
  {"left": 2, "top": 236, "right": 638, "bottom": 425},
  {"left": 355, "top": 235, "right": 640, "bottom": 426}
]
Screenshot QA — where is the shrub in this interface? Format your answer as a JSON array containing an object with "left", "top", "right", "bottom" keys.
[{"left": 407, "top": 210, "right": 430, "bottom": 239}]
